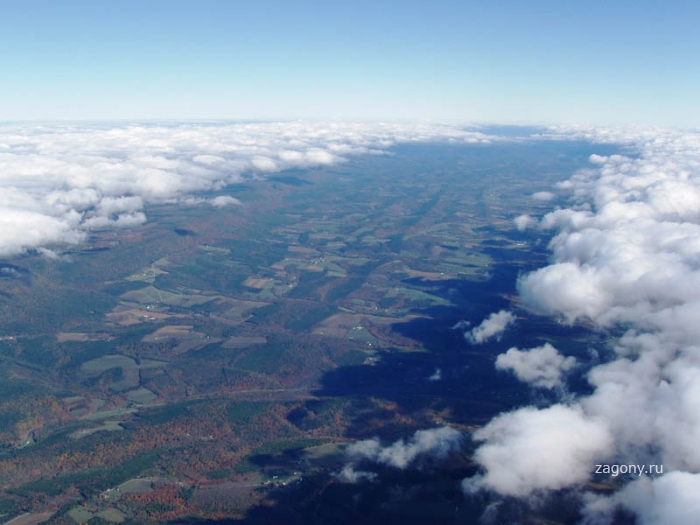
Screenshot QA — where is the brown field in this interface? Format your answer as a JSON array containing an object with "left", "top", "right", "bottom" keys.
[
  {"left": 106, "top": 307, "right": 186, "bottom": 326},
  {"left": 243, "top": 277, "right": 272, "bottom": 289},
  {"left": 312, "top": 312, "right": 363, "bottom": 338},
  {"left": 56, "top": 332, "right": 90, "bottom": 342}
]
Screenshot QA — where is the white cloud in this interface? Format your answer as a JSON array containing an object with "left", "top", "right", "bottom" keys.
[
  {"left": 495, "top": 343, "right": 577, "bottom": 389},
  {"left": 532, "top": 191, "right": 555, "bottom": 201},
  {"left": 584, "top": 472, "right": 700, "bottom": 525},
  {"left": 82, "top": 211, "right": 147, "bottom": 230},
  {"left": 451, "top": 319, "right": 470, "bottom": 330},
  {"left": 465, "top": 310, "right": 516, "bottom": 344},
  {"left": 210, "top": 195, "right": 241, "bottom": 207},
  {"left": 0, "top": 208, "right": 85, "bottom": 256},
  {"left": 427, "top": 368, "right": 442, "bottom": 381},
  {"left": 0, "top": 121, "right": 498, "bottom": 257},
  {"left": 468, "top": 126, "right": 700, "bottom": 524},
  {"left": 346, "top": 426, "right": 462, "bottom": 470},
  {"left": 335, "top": 465, "right": 378, "bottom": 484},
  {"left": 464, "top": 405, "right": 613, "bottom": 497},
  {"left": 514, "top": 214, "right": 538, "bottom": 231}
]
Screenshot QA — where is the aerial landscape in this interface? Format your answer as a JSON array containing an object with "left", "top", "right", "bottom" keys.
[{"left": 1, "top": 2, "right": 699, "bottom": 525}]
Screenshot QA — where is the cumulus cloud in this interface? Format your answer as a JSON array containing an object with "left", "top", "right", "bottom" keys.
[
  {"left": 514, "top": 214, "right": 538, "bottom": 231},
  {"left": 0, "top": 121, "right": 497, "bottom": 257},
  {"left": 180, "top": 195, "right": 242, "bottom": 207},
  {"left": 531, "top": 191, "right": 555, "bottom": 201},
  {"left": 209, "top": 195, "right": 241, "bottom": 207},
  {"left": 451, "top": 319, "right": 470, "bottom": 330},
  {"left": 427, "top": 368, "right": 442, "bottom": 381},
  {"left": 584, "top": 471, "right": 700, "bottom": 525},
  {"left": 465, "top": 310, "right": 516, "bottom": 344},
  {"left": 495, "top": 343, "right": 577, "bottom": 389},
  {"left": 467, "top": 126, "right": 700, "bottom": 524},
  {"left": 464, "top": 405, "right": 613, "bottom": 497},
  {"left": 335, "top": 465, "right": 378, "bottom": 483},
  {"left": 345, "top": 426, "right": 462, "bottom": 471}
]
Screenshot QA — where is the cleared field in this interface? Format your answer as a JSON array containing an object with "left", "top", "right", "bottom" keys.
[
  {"left": 124, "top": 265, "right": 168, "bottom": 283},
  {"left": 199, "top": 245, "right": 231, "bottom": 254},
  {"left": 303, "top": 443, "right": 347, "bottom": 468},
  {"left": 118, "top": 478, "right": 153, "bottom": 494},
  {"left": 82, "top": 408, "right": 137, "bottom": 421},
  {"left": 399, "top": 268, "right": 454, "bottom": 281},
  {"left": 170, "top": 339, "right": 220, "bottom": 354},
  {"left": 383, "top": 287, "right": 453, "bottom": 307},
  {"left": 62, "top": 396, "right": 85, "bottom": 405},
  {"left": 313, "top": 311, "right": 423, "bottom": 337},
  {"left": 69, "top": 421, "right": 123, "bottom": 439},
  {"left": 105, "top": 312, "right": 143, "bottom": 326},
  {"left": 308, "top": 259, "right": 346, "bottom": 275},
  {"left": 67, "top": 507, "right": 93, "bottom": 523},
  {"left": 81, "top": 355, "right": 136, "bottom": 373},
  {"left": 191, "top": 479, "right": 262, "bottom": 510},
  {"left": 312, "top": 312, "right": 363, "bottom": 338},
  {"left": 216, "top": 299, "right": 271, "bottom": 323},
  {"left": 277, "top": 255, "right": 349, "bottom": 277},
  {"left": 121, "top": 286, "right": 219, "bottom": 308},
  {"left": 56, "top": 332, "right": 89, "bottom": 342},
  {"left": 288, "top": 245, "right": 319, "bottom": 255},
  {"left": 243, "top": 277, "right": 272, "bottom": 289},
  {"left": 140, "top": 359, "right": 169, "bottom": 369},
  {"left": 4, "top": 512, "right": 54, "bottom": 525},
  {"left": 80, "top": 355, "right": 168, "bottom": 375},
  {"left": 106, "top": 306, "right": 186, "bottom": 326},
  {"left": 126, "top": 387, "right": 158, "bottom": 404},
  {"left": 96, "top": 508, "right": 126, "bottom": 523},
  {"left": 346, "top": 325, "right": 380, "bottom": 346},
  {"left": 142, "top": 325, "right": 194, "bottom": 342}
]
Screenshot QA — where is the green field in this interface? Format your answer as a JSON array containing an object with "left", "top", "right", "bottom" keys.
[{"left": 117, "top": 478, "right": 154, "bottom": 494}]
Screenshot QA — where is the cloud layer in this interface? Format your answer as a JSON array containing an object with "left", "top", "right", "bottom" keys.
[
  {"left": 0, "top": 121, "right": 495, "bottom": 257},
  {"left": 468, "top": 126, "right": 700, "bottom": 524},
  {"left": 6, "top": 120, "right": 699, "bottom": 521}
]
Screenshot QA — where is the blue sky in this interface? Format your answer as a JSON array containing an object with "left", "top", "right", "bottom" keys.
[{"left": 1, "top": 0, "right": 698, "bottom": 126}]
